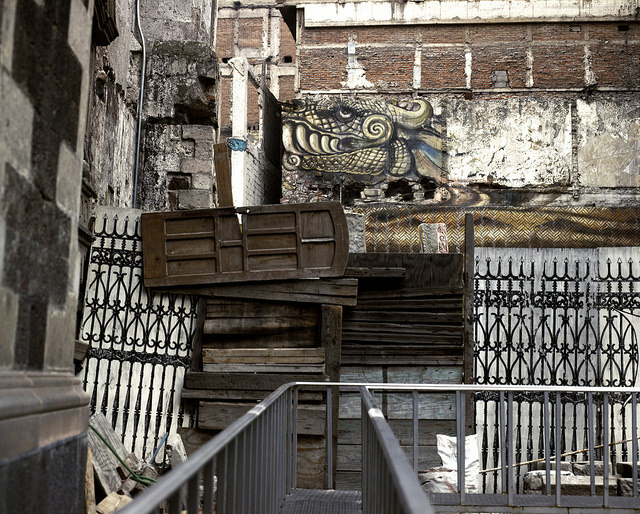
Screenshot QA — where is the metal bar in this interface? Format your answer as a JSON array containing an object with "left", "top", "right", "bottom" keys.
[
  {"left": 544, "top": 391, "right": 551, "bottom": 496},
  {"left": 292, "top": 387, "right": 298, "bottom": 489},
  {"left": 633, "top": 393, "right": 638, "bottom": 498},
  {"left": 168, "top": 490, "right": 181, "bottom": 514},
  {"left": 588, "top": 392, "right": 595, "bottom": 496},
  {"left": 507, "top": 391, "right": 514, "bottom": 505},
  {"left": 203, "top": 459, "right": 215, "bottom": 514},
  {"left": 499, "top": 391, "right": 507, "bottom": 494},
  {"left": 327, "top": 385, "right": 334, "bottom": 489},
  {"left": 603, "top": 392, "right": 610, "bottom": 508},
  {"left": 187, "top": 473, "right": 199, "bottom": 514},
  {"left": 456, "top": 390, "right": 465, "bottom": 504},
  {"left": 555, "top": 392, "right": 561, "bottom": 506},
  {"left": 413, "top": 390, "right": 419, "bottom": 473}
]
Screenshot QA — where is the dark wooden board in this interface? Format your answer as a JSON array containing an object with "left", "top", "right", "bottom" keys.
[
  {"left": 185, "top": 372, "right": 329, "bottom": 390},
  {"left": 181, "top": 388, "right": 323, "bottom": 402},
  {"left": 214, "top": 143, "right": 233, "bottom": 207},
  {"left": 347, "top": 253, "right": 463, "bottom": 290},
  {"left": 142, "top": 202, "right": 349, "bottom": 288},
  {"left": 198, "top": 401, "right": 326, "bottom": 435}
]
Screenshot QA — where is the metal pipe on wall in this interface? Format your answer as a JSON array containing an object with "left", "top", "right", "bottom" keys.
[{"left": 133, "top": 0, "right": 147, "bottom": 209}]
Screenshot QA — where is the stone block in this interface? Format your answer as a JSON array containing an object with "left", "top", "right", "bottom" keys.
[
  {"left": 192, "top": 172, "right": 213, "bottom": 190},
  {"left": 531, "top": 460, "right": 574, "bottom": 473},
  {"left": 616, "top": 461, "right": 640, "bottom": 478},
  {"left": 0, "top": 71, "right": 33, "bottom": 174},
  {"left": 618, "top": 477, "right": 640, "bottom": 496},
  {"left": 166, "top": 434, "right": 188, "bottom": 468},
  {"left": 345, "top": 212, "right": 365, "bottom": 253},
  {"left": 194, "top": 140, "right": 214, "bottom": 160},
  {"left": 182, "top": 125, "right": 215, "bottom": 141},
  {"left": 0, "top": 287, "right": 19, "bottom": 367},
  {"left": 180, "top": 158, "right": 212, "bottom": 175},
  {"left": 151, "top": 153, "right": 181, "bottom": 172},
  {"left": 56, "top": 142, "right": 82, "bottom": 217},
  {"left": 526, "top": 471, "right": 617, "bottom": 496},
  {"left": 574, "top": 460, "right": 613, "bottom": 476},
  {"left": 419, "top": 223, "right": 449, "bottom": 253},
  {"left": 167, "top": 173, "right": 191, "bottom": 190},
  {"left": 44, "top": 292, "right": 78, "bottom": 371},
  {"left": 178, "top": 189, "right": 212, "bottom": 210}
]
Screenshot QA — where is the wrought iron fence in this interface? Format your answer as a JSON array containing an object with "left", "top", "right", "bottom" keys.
[
  {"left": 474, "top": 248, "right": 640, "bottom": 493},
  {"left": 79, "top": 207, "right": 199, "bottom": 466}
]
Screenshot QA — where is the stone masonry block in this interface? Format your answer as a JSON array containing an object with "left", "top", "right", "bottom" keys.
[
  {"left": 177, "top": 189, "right": 212, "bottom": 210},
  {"left": 618, "top": 477, "right": 640, "bottom": 496},
  {"left": 345, "top": 212, "right": 365, "bottom": 253},
  {"left": 194, "top": 140, "right": 214, "bottom": 160},
  {"left": 44, "top": 292, "right": 78, "bottom": 371},
  {"left": 0, "top": 71, "right": 33, "bottom": 174},
  {"left": 616, "top": 461, "right": 640, "bottom": 478},
  {"left": 574, "top": 461, "right": 613, "bottom": 476},
  {"left": 180, "top": 158, "right": 212, "bottom": 175},
  {"left": 182, "top": 125, "right": 215, "bottom": 141},
  {"left": 0, "top": 287, "right": 19, "bottom": 367},
  {"left": 192, "top": 172, "right": 213, "bottom": 190},
  {"left": 56, "top": 142, "right": 82, "bottom": 218}
]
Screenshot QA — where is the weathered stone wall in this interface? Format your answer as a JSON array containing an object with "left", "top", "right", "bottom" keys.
[
  {"left": 281, "top": 3, "right": 640, "bottom": 210},
  {"left": 0, "top": 0, "right": 92, "bottom": 511}
]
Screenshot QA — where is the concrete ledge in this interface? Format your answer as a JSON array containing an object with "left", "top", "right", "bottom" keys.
[{"left": 0, "top": 372, "right": 90, "bottom": 461}]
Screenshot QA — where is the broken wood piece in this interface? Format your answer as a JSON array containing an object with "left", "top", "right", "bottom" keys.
[
  {"left": 88, "top": 412, "right": 139, "bottom": 497},
  {"left": 75, "top": 339, "right": 90, "bottom": 362},
  {"left": 185, "top": 371, "right": 329, "bottom": 391},
  {"left": 198, "top": 401, "right": 326, "bottom": 435},
  {"left": 343, "top": 266, "right": 406, "bottom": 278},
  {"left": 202, "top": 347, "right": 325, "bottom": 364},
  {"left": 181, "top": 278, "right": 358, "bottom": 306},
  {"left": 95, "top": 492, "right": 133, "bottom": 514},
  {"left": 203, "top": 315, "right": 318, "bottom": 334},
  {"left": 141, "top": 202, "right": 349, "bottom": 288},
  {"left": 85, "top": 447, "right": 97, "bottom": 514}
]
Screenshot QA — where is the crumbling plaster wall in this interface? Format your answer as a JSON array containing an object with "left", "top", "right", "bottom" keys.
[
  {"left": 282, "top": 1, "right": 640, "bottom": 208},
  {"left": 84, "top": 0, "right": 141, "bottom": 209}
]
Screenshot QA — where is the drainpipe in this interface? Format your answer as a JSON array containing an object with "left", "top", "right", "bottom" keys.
[{"left": 133, "top": 0, "right": 147, "bottom": 209}]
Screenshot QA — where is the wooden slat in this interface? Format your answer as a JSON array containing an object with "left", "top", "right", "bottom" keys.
[
  {"left": 187, "top": 278, "right": 358, "bottom": 306},
  {"left": 347, "top": 253, "right": 463, "bottom": 290},
  {"left": 198, "top": 402, "right": 326, "bottom": 435},
  {"left": 341, "top": 332, "right": 462, "bottom": 344},
  {"left": 338, "top": 418, "right": 457, "bottom": 445},
  {"left": 206, "top": 299, "right": 317, "bottom": 319},
  {"left": 202, "top": 363, "right": 325, "bottom": 373},
  {"left": 181, "top": 388, "right": 323, "bottom": 402},
  {"left": 202, "top": 347, "right": 325, "bottom": 362},
  {"left": 185, "top": 372, "right": 329, "bottom": 390},
  {"left": 344, "top": 310, "right": 463, "bottom": 323},
  {"left": 342, "top": 321, "right": 464, "bottom": 335},
  {"left": 203, "top": 316, "right": 317, "bottom": 334},
  {"left": 343, "top": 266, "right": 406, "bottom": 278}
]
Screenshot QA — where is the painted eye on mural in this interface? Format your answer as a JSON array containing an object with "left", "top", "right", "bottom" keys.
[{"left": 335, "top": 106, "right": 355, "bottom": 121}]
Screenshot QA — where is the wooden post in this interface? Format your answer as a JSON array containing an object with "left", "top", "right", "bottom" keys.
[
  {"left": 321, "top": 304, "right": 342, "bottom": 489},
  {"left": 214, "top": 143, "right": 233, "bottom": 207},
  {"left": 464, "top": 213, "right": 475, "bottom": 435},
  {"left": 190, "top": 298, "right": 207, "bottom": 372}
]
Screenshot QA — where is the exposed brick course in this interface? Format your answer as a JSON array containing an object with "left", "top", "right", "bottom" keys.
[
  {"left": 591, "top": 43, "right": 640, "bottom": 87},
  {"left": 421, "top": 47, "right": 466, "bottom": 89},
  {"left": 533, "top": 45, "right": 585, "bottom": 87},
  {"left": 299, "top": 49, "right": 348, "bottom": 90},
  {"left": 358, "top": 48, "right": 414, "bottom": 90},
  {"left": 531, "top": 23, "right": 584, "bottom": 42},
  {"left": 279, "top": 75, "right": 296, "bottom": 102},
  {"left": 217, "top": 18, "right": 234, "bottom": 60},
  {"left": 238, "top": 18, "right": 263, "bottom": 49},
  {"left": 469, "top": 24, "right": 527, "bottom": 43},
  {"left": 471, "top": 45, "right": 528, "bottom": 88}
]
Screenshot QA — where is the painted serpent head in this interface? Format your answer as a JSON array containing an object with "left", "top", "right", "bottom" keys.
[{"left": 282, "top": 97, "right": 444, "bottom": 179}]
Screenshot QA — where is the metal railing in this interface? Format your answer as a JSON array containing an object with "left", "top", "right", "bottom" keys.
[
  {"left": 361, "top": 386, "right": 433, "bottom": 514},
  {"left": 120, "top": 382, "right": 640, "bottom": 513},
  {"left": 120, "top": 382, "right": 431, "bottom": 514}
]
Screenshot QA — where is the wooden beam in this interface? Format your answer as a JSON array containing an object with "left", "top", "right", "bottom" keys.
[
  {"left": 203, "top": 315, "right": 317, "bottom": 335},
  {"left": 184, "top": 372, "right": 329, "bottom": 390},
  {"left": 214, "top": 143, "right": 233, "bottom": 207},
  {"left": 343, "top": 266, "right": 406, "bottom": 278}
]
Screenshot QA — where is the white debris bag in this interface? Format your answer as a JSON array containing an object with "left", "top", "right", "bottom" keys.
[{"left": 420, "top": 434, "right": 480, "bottom": 493}]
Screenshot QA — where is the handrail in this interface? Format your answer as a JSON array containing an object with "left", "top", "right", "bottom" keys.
[
  {"left": 120, "top": 382, "right": 640, "bottom": 514},
  {"left": 360, "top": 386, "right": 434, "bottom": 514},
  {"left": 119, "top": 382, "right": 295, "bottom": 514}
]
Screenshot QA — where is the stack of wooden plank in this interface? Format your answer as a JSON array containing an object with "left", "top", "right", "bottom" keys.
[{"left": 336, "top": 253, "right": 465, "bottom": 489}]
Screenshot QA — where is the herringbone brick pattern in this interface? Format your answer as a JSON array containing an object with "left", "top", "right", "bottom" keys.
[{"left": 351, "top": 206, "right": 640, "bottom": 253}]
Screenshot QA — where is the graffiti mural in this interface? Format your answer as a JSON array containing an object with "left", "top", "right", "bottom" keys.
[{"left": 282, "top": 97, "right": 445, "bottom": 180}]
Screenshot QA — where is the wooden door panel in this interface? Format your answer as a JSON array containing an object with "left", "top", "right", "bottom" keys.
[{"left": 142, "top": 202, "right": 348, "bottom": 287}]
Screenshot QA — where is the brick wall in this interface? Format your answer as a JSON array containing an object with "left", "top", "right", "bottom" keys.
[{"left": 298, "top": 21, "right": 639, "bottom": 92}]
